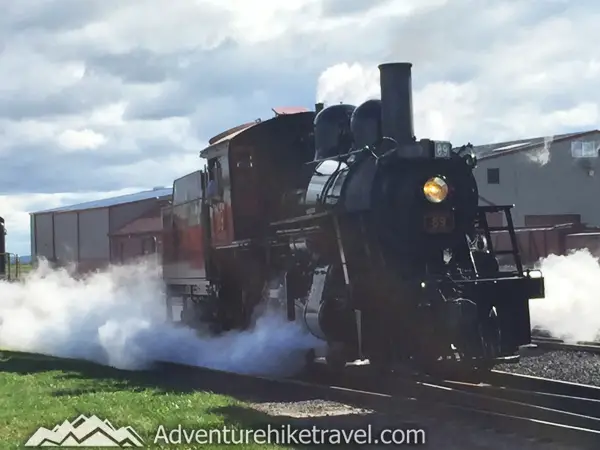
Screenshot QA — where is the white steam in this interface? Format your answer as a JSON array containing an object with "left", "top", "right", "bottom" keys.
[
  {"left": 315, "top": 62, "right": 464, "bottom": 142},
  {"left": 0, "top": 259, "right": 321, "bottom": 377},
  {"left": 2, "top": 249, "right": 599, "bottom": 373},
  {"left": 316, "top": 62, "right": 379, "bottom": 106},
  {"left": 531, "top": 249, "right": 600, "bottom": 342},
  {"left": 525, "top": 135, "right": 553, "bottom": 166}
]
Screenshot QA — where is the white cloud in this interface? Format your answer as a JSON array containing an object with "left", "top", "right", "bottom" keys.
[
  {"left": 57, "top": 128, "right": 107, "bottom": 150},
  {"left": 1, "top": 0, "right": 600, "bottom": 255},
  {"left": 316, "top": 63, "right": 379, "bottom": 105}
]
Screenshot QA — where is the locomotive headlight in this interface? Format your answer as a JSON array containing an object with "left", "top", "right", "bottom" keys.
[{"left": 423, "top": 176, "right": 448, "bottom": 203}]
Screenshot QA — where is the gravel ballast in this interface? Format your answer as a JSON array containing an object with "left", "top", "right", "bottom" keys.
[
  {"left": 496, "top": 348, "right": 600, "bottom": 386},
  {"left": 249, "top": 398, "right": 582, "bottom": 449}
]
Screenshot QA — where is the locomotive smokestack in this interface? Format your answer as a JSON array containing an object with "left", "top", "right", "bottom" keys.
[{"left": 378, "top": 62, "right": 415, "bottom": 148}]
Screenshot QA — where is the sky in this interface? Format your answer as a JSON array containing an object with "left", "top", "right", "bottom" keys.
[{"left": 1, "top": 0, "right": 599, "bottom": 256}]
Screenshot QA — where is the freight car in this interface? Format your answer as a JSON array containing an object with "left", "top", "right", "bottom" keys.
[{"left": 161, "top": 62, "right": 545, "bottom": 375}]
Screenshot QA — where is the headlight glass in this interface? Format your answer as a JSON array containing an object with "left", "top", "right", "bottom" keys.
[{"left": 423, "top": 176, "right": 448, "bottom": 203}]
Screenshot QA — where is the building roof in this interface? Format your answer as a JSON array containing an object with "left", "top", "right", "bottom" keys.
[
  {"left": 32, "top": 187, "right": 172, "bottom": 214},
  {"left": 470, "top": 129, "right": 599, "bottom": 161},
  {"left": 110, "top": 215, "right": 163, "bottom": 236}
]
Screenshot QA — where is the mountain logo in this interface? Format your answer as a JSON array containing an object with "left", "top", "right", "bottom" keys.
[{"left": 24, "top": 414, "right": 144, "bottom": 447}]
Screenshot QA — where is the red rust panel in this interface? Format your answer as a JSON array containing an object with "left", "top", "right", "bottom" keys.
[
  {"left": 566, "top": 232, "right": 600, "bottom": 257},
  {"left": 272, "top": 106, "right": 310, "bottom": 115},
  {"left": 524, "top": 214, "right": 581, "bottom": 227},
  {"left": 168, "top": 201, "right": 206, "bottom": 269},
  {"left": 210, "top": 201, "right": 234, "bottom": 246},
  {"left": 487, "top": 212, "right": 504, "bottom": 227}
]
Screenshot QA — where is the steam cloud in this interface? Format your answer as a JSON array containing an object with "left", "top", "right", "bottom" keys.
[
  {"left": 525, "top": 135, "right": 553, "bottom": 166},
  {"left": 316, "top": 62, "right": 379, "bottom": 106},
  {"left": 1, "top": 249, "right": 599, "bottom": 374},
  {"left": 530, "top": 248, "right": 600, "bottom": 342},
  {"left": 0, "top": 259, "right": 321, "bottom": 377},
  {"left": 315, "top": 62, "right": 460, "bottom": 142}
]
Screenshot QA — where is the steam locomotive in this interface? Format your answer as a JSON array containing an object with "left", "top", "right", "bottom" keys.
[{"left": 161, "top": 62, "right": 545, "bottom": 375}]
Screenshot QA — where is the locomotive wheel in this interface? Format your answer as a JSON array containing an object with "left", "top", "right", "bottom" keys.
[
  {"left": 480, "top": 306, "right": 501, "bottom": 360},
  {"left": 369, "top": 357, "right": 392, "bottom": 377},
  {"left": 305, "top": 348, "right": 316, "bottom": 367},
  {"left": 367, "top": 342, "right": 394, "bottom": 376},
  {"left": 325, "top": 342, "right": 347, "bottom": 374}
]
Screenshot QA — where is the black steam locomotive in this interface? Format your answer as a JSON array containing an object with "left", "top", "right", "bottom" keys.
[{"left": 162, "top": 62, "right": 545, "bottom": 376}]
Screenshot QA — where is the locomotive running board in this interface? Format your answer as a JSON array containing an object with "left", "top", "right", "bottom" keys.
[
  {"left": 270, "top": 210, "right": 332, "bottom": 227},
  {"left": 492, "top": 354, "right": 520, "bottom": 364},
  {"left": 451, "top": 275, "right": 545, "bottom": 299}
]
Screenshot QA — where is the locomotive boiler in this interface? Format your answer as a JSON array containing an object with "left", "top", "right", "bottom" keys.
[{"left": 161, "top": 62, "right": 545, "bottom": 375}]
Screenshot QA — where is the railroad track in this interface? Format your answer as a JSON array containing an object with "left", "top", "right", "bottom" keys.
[
  {"left": 315, "top": 366, "right": 600, "bottom": 448},
  {"left": 531, "top": 336, "right": 600, "bottom": 353},
  {"left": 3, "top": 349, "right": 600, "bottom": 448}
]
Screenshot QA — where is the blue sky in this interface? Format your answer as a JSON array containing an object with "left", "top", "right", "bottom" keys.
[{"left": 1, "top": 0, "right": 599, "bottom": 256}]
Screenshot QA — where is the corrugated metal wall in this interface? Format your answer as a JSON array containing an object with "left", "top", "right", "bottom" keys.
[
  {"left": 109, "top": 199, "right": 157, "bottom": 233},
  {"left": 33, "top": 213, "right": 54, "bottom": 260},
  {"left": 31, "top": 197, "right": 166, "bottom": 271},
  {"left": 475, "top": 132, "right": 600, "bottom": 227},
  {"left": 79, "top": 208, "right": 110, "bottom": 261},
  {"left": 54, "top": 212, "right": 78, "bottom": 263},
  {"left": 30, "top": 214, "right": 36, "bottom": 260},
  {"left": 111, "top": 234, "right": 161, "bottom": 264}
]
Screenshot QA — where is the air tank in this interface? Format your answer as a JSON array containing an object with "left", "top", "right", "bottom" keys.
[
  {"left": 0, "top": 216, "right": 5, "bottom": 277},
  {"left": 378, "top": 62, "right": 415, "bottom": 149}
]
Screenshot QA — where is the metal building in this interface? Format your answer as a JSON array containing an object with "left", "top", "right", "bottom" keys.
[
  {"left": 109, "top": 205, "right": 165, "bottom": 264},
  {"left": 30, "top": 187, "right": 172, "bottom": 272},
  {"left": 471, "top": 129, "right": 600, "bottom": 227}
]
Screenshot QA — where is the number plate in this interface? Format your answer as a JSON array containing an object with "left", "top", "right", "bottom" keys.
[{"left": 423, "top": 211, "right": 454, "bottom": 233}]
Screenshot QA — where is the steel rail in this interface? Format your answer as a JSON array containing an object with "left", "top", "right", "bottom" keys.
[{"left": 530, "top": 337, "right": 600, "bottom": 353}]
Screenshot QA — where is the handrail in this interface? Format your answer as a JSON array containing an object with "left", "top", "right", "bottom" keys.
[{"left": 0, "top": 252, "right": 21, "bottom": 280}]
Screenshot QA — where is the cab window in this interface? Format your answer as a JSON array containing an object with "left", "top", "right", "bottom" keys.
[{"left": 207, "top": 158, "right": 224, "bottom": 201}]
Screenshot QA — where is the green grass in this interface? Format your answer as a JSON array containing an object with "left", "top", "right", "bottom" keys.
[
  {"left": 16, "top": 263, "right": 33, "bottom": 274},
  {"left": 0, "top": 352, "right": 293, "bottom": 449},
  {"left": 3, "top": 263, "right": 32, "bottom": 280}
]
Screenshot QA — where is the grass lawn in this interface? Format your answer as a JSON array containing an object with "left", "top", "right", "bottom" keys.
[
  {"left": 17, "top": 263, "right": 33, "bottom": 275},
  {"left": 0, "top": 351, "right": 294, "bottom": 449},
  {"left": 3, "top": 263, "right": 32, "bottom": 280}
]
